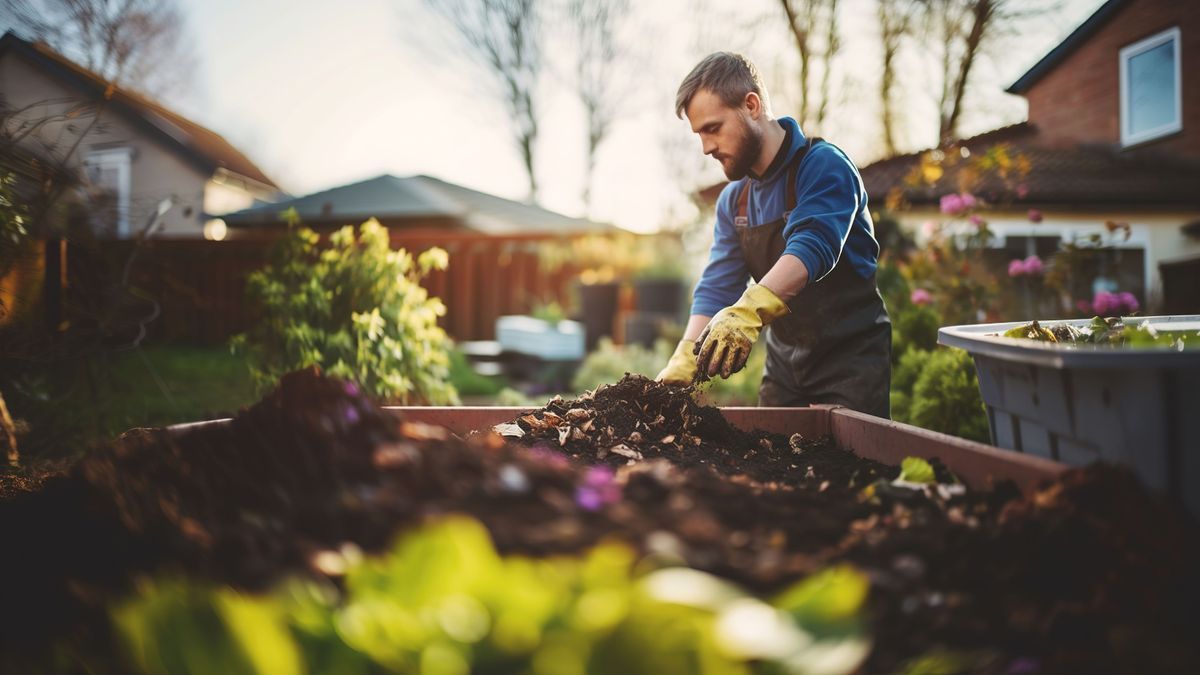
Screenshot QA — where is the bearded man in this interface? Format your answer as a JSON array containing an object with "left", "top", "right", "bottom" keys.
[{"left": 656, "top": 52, "right": 891, "bottom": 417}]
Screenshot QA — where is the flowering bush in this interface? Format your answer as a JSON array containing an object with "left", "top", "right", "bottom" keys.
[
  {"left": 1007, "top": 255, "right": 1044, "bottom": 278},
  {"left": 939, "top": 192, "right": 978, "bottom": 216},
  {"left": 232, "top": 215, "right": 458, "bottom": 404},
  {"left": 1088, "top": 291, "right": 1140, "bottom": 317}
]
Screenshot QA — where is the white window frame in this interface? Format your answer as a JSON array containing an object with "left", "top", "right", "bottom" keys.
[
  {"left": 84, "top": 147, "right": 133, "bottom": 237},
  {"left": 1119, "top": 26, "right": 1183, "bottom": 147}
]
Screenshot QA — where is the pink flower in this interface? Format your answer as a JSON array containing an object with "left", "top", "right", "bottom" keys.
[
  {"left": 1016, "top": 184, "right": 1029, "bottom": 199},
  {"left": 939, "top": 192, "right": 978, "bottom": 216},
  {"left": 1075, "top": 299, "right": 1092, "bottom": 314},
  {"left": 969, "top": 214, "right": 985, "bottom": 228},
  {"left": 1092, "top": 291, "right": 1120, "bottom": 316},
  {"left": 1118, "top": 292, "right": 1139, "bottom": 313},
  {"left": 1008, "top": 259, "right": 1027, "bottom": 277},
  {"left": 910, "top": 288, "right": 933, "bottom": 306},
  {"left": 1022, "top": 255, "right": 1044, "bottom": 275},
  {"left": 1027, "top": 209, "right": 1043, "bottom": 223},
  {"left": 939, "top": 193, "right": 963, "bottom": 215}
]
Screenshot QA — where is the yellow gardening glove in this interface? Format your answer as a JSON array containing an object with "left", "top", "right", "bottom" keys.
[
  {"left": 655, "top": 339, "right": 697, "bottom": 385},
  {"left": 695, "top": 284, "right": 789, "bottom": 379}
]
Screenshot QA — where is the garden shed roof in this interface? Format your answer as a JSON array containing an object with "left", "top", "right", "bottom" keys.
[{"left": 221, "top": 174, "right": 615, "bottom": 236}]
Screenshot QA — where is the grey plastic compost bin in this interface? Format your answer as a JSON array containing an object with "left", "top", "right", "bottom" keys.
[{"left": 938, "top": 314, "right": 1200, "bottom": 516}]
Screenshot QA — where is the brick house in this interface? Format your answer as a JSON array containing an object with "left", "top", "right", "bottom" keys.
[{"left": 859, "top": 0, "right": 1200, "bottom": 313}]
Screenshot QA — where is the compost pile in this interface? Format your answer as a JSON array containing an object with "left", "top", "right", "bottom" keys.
[{"left": 2, "top": 369, "right": 1199, "bottom": 674}]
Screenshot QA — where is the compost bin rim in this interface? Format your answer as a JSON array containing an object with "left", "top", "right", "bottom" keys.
[
  {"left": 162, "top": 405, "right": 1065, "bottom": 493},
  {"left": 938, "top": 314, "right": 1200, "bottom": 369}
]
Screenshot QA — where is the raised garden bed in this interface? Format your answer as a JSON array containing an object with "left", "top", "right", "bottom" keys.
[
  {"left": 939, "top": 314, "right": 1200, "bottom": 516},
  {"left": 2, "top": 370, "right": 1198, "bottom": 674}
]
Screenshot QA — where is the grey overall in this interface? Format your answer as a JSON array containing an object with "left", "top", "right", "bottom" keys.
[{"left": 733, "top": 138, "right": 892, "bottom": 418}]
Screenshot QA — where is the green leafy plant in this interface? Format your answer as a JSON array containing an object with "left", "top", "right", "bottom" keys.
[
  {"left": 908, "top": 349, "right": 989, "bottom": 443},
  {"left": 232, "top": 214, "right": 457, "bottom": 404},
  {"left": 896, "top": 457, "right": 936, "bottom": 485},
  {"left": 571, "top": 338, "right": 671, "bottom": 392},
  {"left": 114, "top": 516, "right": 872, "bottom": 675}
]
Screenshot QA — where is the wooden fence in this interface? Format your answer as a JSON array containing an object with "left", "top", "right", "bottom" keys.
[{"left": 52, "top": 232, "right": 582, "bottom": 346}]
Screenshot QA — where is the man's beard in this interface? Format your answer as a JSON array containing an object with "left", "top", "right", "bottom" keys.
[{"left": 719, "top": 118, "right": 763, "bottom": 181}]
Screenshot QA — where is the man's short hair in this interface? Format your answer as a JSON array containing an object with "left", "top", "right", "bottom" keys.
[{"left": 675, "top": 52, "right": 770, "bottom": 119}]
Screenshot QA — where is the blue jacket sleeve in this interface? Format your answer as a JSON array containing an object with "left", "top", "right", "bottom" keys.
[
  {"left": 782, "top": 145, "right": 862, "bottom": 283},
  {"left": 690, "top": 182, "right": 751, "bottom": 317}
]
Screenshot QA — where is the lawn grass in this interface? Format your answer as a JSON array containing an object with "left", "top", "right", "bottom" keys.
[{"left": 5, "top": 345, "right": 259, "bottom": 457}]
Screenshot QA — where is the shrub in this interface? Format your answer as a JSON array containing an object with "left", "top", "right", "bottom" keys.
[
  {"left": 909, "top": 348, "right": 989, "bottom": 443},
  {"left": 891, "top": 304, "right": 941, "bottom": 361},
  {"left": 571, "top": 338, "right": 670, "bottom": 392},
  {"left": 233, "top": 217, "right": 457, "bottom": 404}
]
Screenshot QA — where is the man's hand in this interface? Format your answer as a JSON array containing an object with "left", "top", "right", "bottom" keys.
[
  {"left": 694, "top": 284, "right": 789, "bottom": 378},
  {"left": 656, "top": 339, "right": 698, "bottom": 385}
]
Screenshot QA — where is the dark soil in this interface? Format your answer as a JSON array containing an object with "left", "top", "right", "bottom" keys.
[{"left": 2, "top": 369, "right": 1198, "bottom": 674}]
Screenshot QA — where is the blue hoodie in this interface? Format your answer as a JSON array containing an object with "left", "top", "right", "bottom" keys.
[{"left": 690, "top": 116, "right": 880, "bottom": 318}]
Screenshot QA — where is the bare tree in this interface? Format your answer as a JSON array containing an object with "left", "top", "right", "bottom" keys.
[
  {"left": 814, "top": 0, "right": 840, "bottom": 132},
  {"left": 919, "top": 0, "right": 1050, "bottom": 145},
  {"left": 567, "top": 0, "right": 628, "bottom": 215},
  {"left": 1, "top": 0, "right": 197, "bottom": 100},
  {"left": 422, "top": 0, "right": 544, "bottom": 202},
  {"left": 777, "top": 0, "right": 841, "bottom": 134},
  {"left": 877, "top": 0, "right": 919, "bottom": 156}
]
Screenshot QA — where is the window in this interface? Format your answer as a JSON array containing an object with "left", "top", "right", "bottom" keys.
[
  {"left": 1119, "top": 27, "right": 1182, "bottom": 146},
  {"left": 83, "top": 147, "right": 132, "bottom": 237}
]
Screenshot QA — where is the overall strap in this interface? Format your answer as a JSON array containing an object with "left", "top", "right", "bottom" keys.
[{"left": 736, "top": 136, "right": 823, "bottom": 223}]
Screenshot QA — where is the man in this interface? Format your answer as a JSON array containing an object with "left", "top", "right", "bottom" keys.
[{"left": 656, "top": 52, "right": 891, "bottom": 418}]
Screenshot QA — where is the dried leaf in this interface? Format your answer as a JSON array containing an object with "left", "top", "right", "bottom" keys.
[
  {"left": 609, "top": 444, "right": 643, "bottom": 460},
  {"left": 660, "top": 435, "right": 676, "bottom": 444},
  {"left": 789, "top": 433, "right": 806, "bottom": 454},
  {"left": 558, "top": 426, "right": 571, "bottom": 446},
  {"left": 571, "top": 427, "right": 588, "bottom": 441},
  {"left": 579, "top": 419, "right": 595, "bottom": 433},
  {"left": 492, "top": 423, "right": 525, "bottom": 438},
  {"left": 542, "top": 412, "right": 565, "bottom": 427},
  {"left": 629, "top": 431, "right": 643, "bottom": 443},
  {"left": 565, "top": 408, "right": 592, "bottom": 422}
]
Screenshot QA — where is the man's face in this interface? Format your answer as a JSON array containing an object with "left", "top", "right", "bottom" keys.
[{"left": 686, "top": 89, "right": 762, "bottom": 181}]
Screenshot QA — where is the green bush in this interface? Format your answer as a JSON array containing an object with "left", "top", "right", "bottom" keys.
[
  {"left": 892, "top": 304, "right": 941, "bottom": 361},
  {"left": 571, "top": 338, "right": 671, "bottom": 392},
  {"left": 232, "top": 216, "right": 457, "bottom": 404},
  {"left": 908, "top": 348, "right": 989, "bottom": 443},
  {"left": 114, "top": 516, "right": 872, "bottom": 675}
]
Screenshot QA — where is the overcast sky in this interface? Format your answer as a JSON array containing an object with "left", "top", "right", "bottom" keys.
[{"left": 9, "top": 0, "right": 1107, "bottom": 232}]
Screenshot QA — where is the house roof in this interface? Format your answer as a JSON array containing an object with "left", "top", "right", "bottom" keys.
[
  {"left": 1007, "top": 0, "right": 1128, "bottom": 94},
  {"left": 221, "top": 173, "right": 616, "bottom": 236},
  {"left": 859, "top": 122, "right": 1200, "bottom": 209},
  {"left": 0, "top": 31, "right": 279, "bottom": 190}
]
